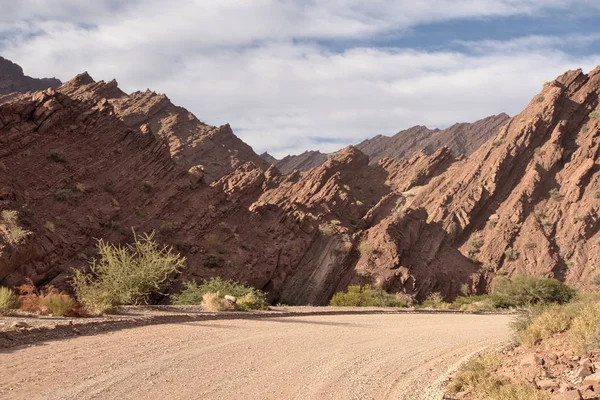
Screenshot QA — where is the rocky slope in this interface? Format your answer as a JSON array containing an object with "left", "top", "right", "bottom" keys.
[
  {"left": 411, "top": 67, "right": 600, "bottom": 290},
  {"left": 0, "top": 57, "right": 60, "bottom": 100},
  {"left": 1, "top": 64, "right": 599, "bottom": 305}
]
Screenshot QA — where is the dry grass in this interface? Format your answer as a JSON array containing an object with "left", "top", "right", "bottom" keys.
[
  {"left": 0, "top": 287, "right": 19, "bottom": 315},
  {"left": 41, "top": 293, "right": 76, "bottom": 317},
  {"left": 516, "top": 304, "right": 577, "bottom": 347},
  {"left": 570, "top": 300, "right": 600, "bottom": 352},
  {"left": 447, "top": 353, "right": 548, "bottom": 400}
]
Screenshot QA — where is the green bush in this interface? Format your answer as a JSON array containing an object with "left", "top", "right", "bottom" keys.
[
  {"left": 172, "top": 277, "right": 268, "bottom": 310},
  {"left": 491, "top": 276, "right": 575, "bottom": 308},
  {"left": 329, "top": 285, "right": 407, "bottom": 307},
  {"left": 419, "top": 292, "right": 451, "bottom": 309},
  {"left": 72, "top": 230, "right": 185, "bottom": 313},
  {"left": 0, "top": 287, "right": 19, "bottom": 315}
]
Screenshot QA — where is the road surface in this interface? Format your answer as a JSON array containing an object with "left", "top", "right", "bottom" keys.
[{"left": 0, "top": 312, "right": 512, "bottom": 400}]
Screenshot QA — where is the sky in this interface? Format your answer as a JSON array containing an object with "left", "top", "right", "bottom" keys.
[{"left": 1, "top": 1, "right": 600, "bottom": 158}]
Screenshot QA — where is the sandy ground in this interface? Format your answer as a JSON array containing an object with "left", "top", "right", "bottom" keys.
[{"left": 0, "top": 312, "right": 512, "bottom": 400}]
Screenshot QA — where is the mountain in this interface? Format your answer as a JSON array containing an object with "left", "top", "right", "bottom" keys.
[
  {"left": 356, "top": 114, "right": 510, "bottom": 164},
  {"left": 265, "top": 113, "right": 510, "bottom": 173},
  {"left": 0, "top": 56, "right": 61, "bottom": 101},
  {"left": 1, "top": 62, "right": 599, "bottom": 305}
]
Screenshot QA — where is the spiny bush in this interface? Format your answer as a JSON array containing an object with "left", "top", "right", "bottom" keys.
[
  {"left": 0, "top": 287, "right": 19, "bottom": 315},
  {"left": 329, "top": 285, "right": 408, "bottom": 307},
  {"left": 72, "top": 230, "right": 185, "bottom": 313},
  {"left": 171, "top": 277, "right": 268, "bottom": 310}
]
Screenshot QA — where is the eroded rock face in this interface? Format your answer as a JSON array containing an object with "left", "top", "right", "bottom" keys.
[
  {"left": 411, "top": 67, "right": 600, "bottom": 290},
  {"left": 0, "top": 57, "right": 61, "bottom": 100},
  {"left": 1, "top": 66, "right": 598, "bottom": 305}
]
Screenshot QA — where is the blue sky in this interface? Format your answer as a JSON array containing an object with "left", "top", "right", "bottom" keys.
[{"left": 1, "top": 1, "right": 600, "bottom": 158}]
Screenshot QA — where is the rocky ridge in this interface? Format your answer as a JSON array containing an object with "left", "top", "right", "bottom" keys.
[
  {"left": 1, "top": 63, "right": 599, "bottom": 305},
  {"left": 0, "top": 56, "right": 60, "bottom": 101}
]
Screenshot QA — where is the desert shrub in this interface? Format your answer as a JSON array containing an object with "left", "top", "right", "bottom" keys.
[
  {"left": 581, "top": 124, "right": 589, "bottom": 133},
  {"left": 329, "top": 285, "right": 407, "bottom": 307},
  {"left": 536, "top": 95, "right": 544, "bottom": 103},
  {"left": 72, "top": 230, "right": 185, "bottom": 312},
  {"left": 419, "top": 292, "right": 451, "bottom": 309},
  {"left": 44, "top": 221, "right": 56, "bottom": 232},
  {"left": 504, "top": 247, "right": 519, "bottom": 261},
  {"left": 172, "top": 277, "right": 268, "bottom": 310},
  {"left": 492, "top": 276, "right": 575, "bottom": 308},
  {"left": 141, "top": 180, "right": 154, "bottom": 192},
  {"left": 357, "top": 240, "right": 375, "bottom": 256},
  {"left": 1, "top": 210, "right": 30, "bottom": 243},
  {"left": 54, "top": 189, "right": 71, "bottom": 201},
  {"left": 15, "top": 279, "right": 46, "bottom": 313},
  {"left": 447, "top": 352, "right": 547, "bottom": 399},
  {"left": 592, "top": 273, "right": 600, "bottom": 286},
  {"left": 41, "top": 293, "right": 76, "bottom": 317},
  {"left": 570, "top": 301, "right": 600, "bottom": 352},
  {"left": 590, "top": 110, "right": 600, "bottom": 119},
  {"left": 70, "top": 273, "right": 115, "bottom": 314},
  {"left": 75, "top": 183, "right": 86, "bottom": 193},
  {"left": 549, "top": 188, "right": 564, "bottom": 201},
  {"left": 0, "top": 287, "right": 19, "bottom": 315},
  {"left": 492, "top": 139, "right": 505, "bottom": 148},
  {"left": 467, "top": 234, "right": 484, "bottom": 254},
  {"left": 49, "top": 150, "right": 65, "bottom": 163}
]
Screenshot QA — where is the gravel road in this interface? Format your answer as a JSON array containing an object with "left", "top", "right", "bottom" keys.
[{"left": 0, "top": 312, "right": 511, "bottom": 400}]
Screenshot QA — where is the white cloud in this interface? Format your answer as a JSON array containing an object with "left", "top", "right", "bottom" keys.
[{"left": 1, "top": 1, "right": 600, "bottom": 157}]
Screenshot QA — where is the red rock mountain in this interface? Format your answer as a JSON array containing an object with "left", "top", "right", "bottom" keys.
[
  {"left": 1, "top": 63, "right": 598, "bottom": 305},
  {"left": 263, "top": 114, "right": 510, "bottom": 173},
  {"left": 0, "top": 56, "right": 60, "bottom": 102}
]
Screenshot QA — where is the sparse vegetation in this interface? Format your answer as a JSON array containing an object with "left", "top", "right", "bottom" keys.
[
  {"left": 419, "top": 292, "right": 451, "bottom": 309},
  {"left": 446, "top": 352, "right": 547, "bottom": 400},
  {"left": 486, "top": 219, "right": 497, "bottom": 229},
  {"left": 590, "top": 110, "right": 600, "bottom": 119},
  {"left": 171, "top": 277, "right": 268, "bottom": 311},
  {"left": 492, "top": 139, "right": 505, "bottom": 148},
  {"left": 581, "top": 124, "right": 589, "bottom": 133},
  {"left": 54, "top": 189, "right": 71, "bottom": 201},
  {"left": 1, "top": 210, "right": 30, "bottom": 243},
  {"left": 141, "top": 180, "right": 154, "bottom": 192},
  {"left": 0, "top": 287, "right": 19, "bottom": 315},
  {"left": 492, "top": 275, "right": 575, "bottom": 308},
  {"left": 548, "top": 188, "right": 564, "bottom": 201},
  {"left": 536, "top": 95, "right": 544, "bottom": 103},
  {"left": 44, "top": 221, "right": 56, "bottom": 232},
  {"left": 357, "top": 240, "right": 375, "bottom": 256},
  {"left": 467, "top": 234, "right": 484, "bottom": 254},
  {"left": 0, "top": 161, "right": 7, "bottom": 171},
  {"left": 329, "top": 285, "right": 408, "bottom": 307},
  {"left": 504, "top": 247, "right": 519, "bottom": 261},
  {"left": 75, "top": 183, "right": 86, "bottom": 193},
  {"left": 594, "top": 191, "right": 600, "bottom": 199},
  {"left": 49, "top": 150, "right": 66, "bottom": 163},
  {"left": 72, "top": 230, "right": 185, "bottom": 313},
  {"left": 42, "top": 293, "right": 76, "bottom": 317}
]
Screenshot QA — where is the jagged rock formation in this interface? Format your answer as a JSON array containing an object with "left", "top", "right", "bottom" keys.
[
  {"left": 267, "top": 114, "right": 509, "bottom": 173},
  {"left": 1, "top": 64, "right": 599, "bottom": 305},
  {"left": 0, "top": 57, "right": 60, "bottom": 99},
  {"left": 411, "top": 67, "right": 600, "bottom": 289},
  {"left": 259, "top": 152, "right": 278, "bottom": 165},
  {"left": 356, "top": 113, "right": 510, "bottom": 164}
]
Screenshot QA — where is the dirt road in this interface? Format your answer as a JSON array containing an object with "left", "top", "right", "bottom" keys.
[{"left": 1, "top": 312, "right": 512, "bottom": 400}]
